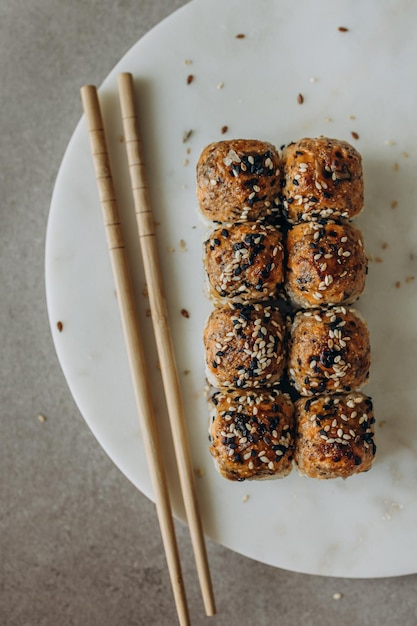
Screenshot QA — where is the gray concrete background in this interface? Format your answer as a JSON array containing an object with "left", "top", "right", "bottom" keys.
[{"left": 1, "top": 1, "right": 416, "bottom": 624}]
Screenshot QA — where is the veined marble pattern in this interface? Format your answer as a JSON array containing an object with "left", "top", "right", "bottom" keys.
[{"left": 46, "top": 0, "right": 417, "bottom": 577}]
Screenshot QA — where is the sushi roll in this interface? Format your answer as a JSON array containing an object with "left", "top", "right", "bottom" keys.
[
  {"left": 196, "top": 139, "right": 282, "bottom": 224},
  {"left": 203, "top": 221, "right": 285, "bottom": 305},
  {"left": 285, "top": 220, "right": 367, "bottom": 308},
  {"left": 281, "top": 137, "right": 364, "bottom": 223},
  {"left": 203, "top": 303, "right": 287, "bottom": 389},
  {"left": 208, "top": 388, "right": 295, "bottom": 481},
  {"left": 294, "top": 392, "right": 376, "bottom": 479},
  {"left": 288, "top": 307, "right": 370, "bottom": 396}
]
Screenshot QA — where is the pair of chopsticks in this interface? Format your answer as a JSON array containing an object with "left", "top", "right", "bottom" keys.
[{"left": 80, "top": 74, "right": 215, "bottom": 625}]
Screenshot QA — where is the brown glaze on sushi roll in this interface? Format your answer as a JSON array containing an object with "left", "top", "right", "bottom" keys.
[
  {"left": 288, "top": 307, "right": 370, "bottom": 396},
  {"left": 196, "top": 139, "right": 282, "bottom": 223},
  {"left": 281, "top": 137, "right": 364, "bottom": 223},
  {"left": 209, "top": 388, "right": 295, "bottom": 481},
  {"left": 285, "top": 220, "right": 367, "bottom": 308},
  {"left": 294, "top": 392, "right": 376, "bottom": 479},
  {"left": 203, "top": 221, "right": 285, "bottom": 304},
  {"left": 204, "top": 303, "right": 286, "bottom": 389}
]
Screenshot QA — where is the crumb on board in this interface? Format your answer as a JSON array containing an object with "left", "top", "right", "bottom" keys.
[
  {"left": 146, "top": 309, "right": 151, "bottom": 317},
  {"left": 183, "top": 158, "right": 189, "bottom": 166},
  {"left": 221, "top": 125, "right": 229, "bottom": 134},
  {"left": 374, "top": 256, "right": 383, "bottom": 263},
  {"left": 381, "top": 242, "right": 389, "bottom": 250},
  {"left": 186, "top": 147, "right": 191, "bottom": 155},
  {"left": 391, "top": 200, "right": 398, "bottom": 209},
  {"left": 395, "top": 281, "right": 401, "bottom": 289},
  {"left": 393, "top": 162, "right": 399, "bottom": 171},
  {"left": 186, "top": 74, "right": 194, "bottom": 85},
  {"left": 310, "top": 77, "right": 318, "bottom": 83},
  {"left": 181, "top": 308, "right": 190, "bottom": 318},
  {"left": 332, "top": 592, "right": 343, "bottom": 600},
  {"left": 351, "top": 131, "right": 359, "bottom": 140},
  {"left": 384, "top": 139, "right": 395, "bottom": 145},
  {"left": 348, "top": 114, "right": 356, "bottom": 120},
  {"left": 183, "top": 370, "right": 190, "bottom": 375},
  {"left": 379, "top": 420, "right": 387, "bottom": 428},
  {"left": 242, "top": 494, "right": 250, "bottom": 503},
  {"left": 38, "top": 414, "right": 47, "bottom": 423},
  {"left": 297, "top": 93, "right": 304, "bottom": 104},
  {"left": 57, "top": 321, "right": 63, "bottom": 332},
  {"left": 235, "top": 33, "right": 246, "bottom": 39},
  {"left": 179, "top": 239, "right": 187, "bottom": 252},
  {"left": 324, "top": 116, "right": 333, "bottom": 122},
  {"left": 119, "top": 134, "right": 124, "bottom": 143},
  {"left": 217, "top": 82, "right": 224, "bottom": 90},
  {"left": 406, "top": 275, "right": 415, "bottom": 283},
  {"left": 184, "top": 59, "right": 192, "bottom": 65},
  {"left": 167, "top": 246, "right": 175, "bottom": 253},
  {"left": 142, "top": 285, "right": 148, "bottom": 297},
  {"left": 338, "top": 26, "right": 349, "bottom": 32},
  {"left": 195, "top": 466, "right": 205, "bottom": 478}
]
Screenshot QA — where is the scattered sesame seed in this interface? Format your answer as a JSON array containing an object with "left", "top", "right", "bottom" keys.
[
  {"left": 333, "top": 592, "right": 343, "bottom": 600},
  {"left": 338, "top": 26, "right": 349, "bottom": 32},
  {"left": 183, "top": 129, "right": 193, "bottom": 143},
  {"left": 186, "top": 74, "right": 194, "bottom": 85},
  {"left": 38, "top": 414, "right": 47, "bottom": 423},
  {"left": 235, "top": 33, "right": 246, "bottom": 39},
  {"left": 57, "top": 321, "right": 63, "bottom": 332},
  {"left": 181, "top": 308, "right": 190, "bottom": 318},
  {"left": 221, "top": 125, "right": 229, "bottom": 134},
  {"left": 297, "top": 93, "right": 304, "bottom": 104},
  {"left": 351, "top": 131, "right": 359, "bottom": 140}
]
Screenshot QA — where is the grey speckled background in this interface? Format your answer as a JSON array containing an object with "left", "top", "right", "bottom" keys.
[{"left": 1, "top": 1, "right": 416, "bottom": 624}]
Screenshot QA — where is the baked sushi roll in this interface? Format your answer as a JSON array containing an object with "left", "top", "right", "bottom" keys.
[
  {"left": 203, "top": 221, "right": 285, "bottom": 304},
  {"left": 281, "top": 137, "right": 364, "bottom": 223},
  {"left": 208, "top": 388, "right": 295, "bottom": 480},
  {"left": 288, "top": 307, "right": 370, "bottom": 396},
  {"left": 196, "top": 139, "right": 282, "bottom": 224},
  {"left": 294, "top": 392, "right": 376, "bottom": 479},
  {"left": 285, "top": 220, "right": 367, "bottom": 308},
  {"left": 204, "top": 303, "right": 286, "bottom": 388}
]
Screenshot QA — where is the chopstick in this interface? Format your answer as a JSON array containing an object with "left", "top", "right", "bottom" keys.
[
  {"left": 117, "top": 72, "right": 216, "bottom": 617},
  {"left": 80, "top": 85, "right": 190, "bottom": 626}
]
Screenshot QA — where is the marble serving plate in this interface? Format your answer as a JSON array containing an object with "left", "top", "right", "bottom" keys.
[{"left": 45, "top": 0, "right": 417, "bottom": 577}]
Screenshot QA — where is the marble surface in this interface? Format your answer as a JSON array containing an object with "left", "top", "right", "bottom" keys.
[{"left": 2, "top": 0, "right": 417, "bottom": 624}]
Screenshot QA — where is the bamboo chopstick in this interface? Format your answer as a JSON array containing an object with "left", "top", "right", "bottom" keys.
[
  {"left": 80, "top": 85, "right": 190, "bottom": 626},
  {"left": 117, "top": 72, "right": 216, "bottom": 617}
]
